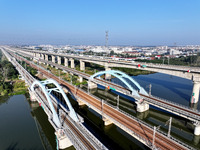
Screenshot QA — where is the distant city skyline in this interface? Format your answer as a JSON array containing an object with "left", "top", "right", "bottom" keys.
[{"left": 0, "top": 0, "right": 200, "bottom": 46}]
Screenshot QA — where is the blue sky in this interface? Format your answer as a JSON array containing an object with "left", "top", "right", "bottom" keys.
[{"left": 0, "top": 0, "right": 199, "bottom": 45}]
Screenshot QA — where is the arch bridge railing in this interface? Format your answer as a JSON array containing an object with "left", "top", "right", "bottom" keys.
[
  {"left": 90, "top": 70, "right": 148, "bottom": 98},
  {"left": 31, "top": 79, "right": 79, "bottom": 128}
]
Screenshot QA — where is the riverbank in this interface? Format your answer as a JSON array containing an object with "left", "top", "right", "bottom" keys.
[
  {"left": 112, "top": 67, "right": 154, "bottom": 76},
  {"left": 0, "top": 95, "right": 45, "bottom": 149},
  {"left": 11, "top": 80, "right": 27, "bottom": 95},
  {"left": 0, "top": 79, "right": 27, "bottom": 96},
  {"left": 0, "top": 50, "right": 28, "bottom": 97}
]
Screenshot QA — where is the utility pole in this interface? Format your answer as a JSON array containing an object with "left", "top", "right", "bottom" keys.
[
  {"left": 59, "top": 70, "right": 60, "bottom": 84},
  {"left": 117, "top": 95, "right": 119, "bottom": 109},
  {"left": 149, "top": 84, "right": 152, "bottom": 96},
  {"left": 75, "top": 85, "right": 77, "bottom": 94},
  {"left": 152, "top": 126, "right": 156, "bottom": 149},
  {"left": 37, "top": 60, "right": 39, "bottom": 73},
  {"left": 168, "top": 117, "right": 172, "bottom": 138},
  {"left": 152, "top": 125, "right": 160, "bottom": 149},
  {"left": 101, "top": 99, "right": 104, "bottom": 116}
]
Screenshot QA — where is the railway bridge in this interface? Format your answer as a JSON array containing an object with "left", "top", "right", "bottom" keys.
[
  {"left": 1, "top": 47, "right": 198, "bottom": 149},
  {"left": 9, "top": 46, "right": 200, "bottom": 105},
  {"left": 2, "top": 48, "right": 107, "bottom": 150},
  {"left": 5, "top": 47, "right": 200, "bottom": 136}
]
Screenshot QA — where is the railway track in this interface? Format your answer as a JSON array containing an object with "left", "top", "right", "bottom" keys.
[
  {"left": 13, "top": 50, "right": 200, "bottom": 121},
  {"left": 103, "top": 104, "right": 186, "bottom": 150},
  {"left": 7, "top": 50, "right": 193, "bottom": 150},
  {"left": 140, "top": 93, "right": 200, "bottom": 120},
  {"left": 6, "top": 53, "right": 98, "bottom": 150}
]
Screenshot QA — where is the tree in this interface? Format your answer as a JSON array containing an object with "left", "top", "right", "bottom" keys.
[{"left": 110, "top": 50, "right": 115, "bottom": 56}]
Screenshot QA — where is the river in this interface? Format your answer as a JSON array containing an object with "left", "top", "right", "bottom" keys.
[
  {"left": 0, "top": 72, "right": 199, "bottom": 150},
  {"left": 83, "top": 72, "right": 200, "bottom": 149},
  {"left": 0, "top": 95, "right": 46, "bottom": 150}
]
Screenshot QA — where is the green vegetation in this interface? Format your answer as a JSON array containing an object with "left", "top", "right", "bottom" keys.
[
  {"left": 20, "top": 61, "right": 38, "bottom": 77},
  {"left": 0, "top": 50, "right": 27, "bottom": 96},
  {"left": 76, "top": 63, "right": 104, "bottom": 75},
  {"left": 112, "top": 67, "right": 154, "bottom": 76},
  {"left": 136, "top": 53, "right": 200, "bottom": 66},
  {"left": 83, "top": 50, "right": 133, "bottom": 58},
  {"left": 37, "top": 63, "right": 88, "bottom": 86},
  {"left": 11, "top": 80, "right": 27, "bottom": 95}
]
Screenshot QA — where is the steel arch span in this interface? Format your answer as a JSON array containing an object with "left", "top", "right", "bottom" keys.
[
  {"left": 90, "top": 70, "right": 148, "bottom": 98},
  {"left": 31, "top": 79, "right": 79, "bottom": 128}
]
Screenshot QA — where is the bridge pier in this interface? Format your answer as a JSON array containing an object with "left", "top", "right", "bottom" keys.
[
  {"left": 105, "top": 67, "right": 111, "bottom": 80},
  {"left": 29, "top": 91, "right": 37, "bottom": 102},
  {"left": 78, "top": 76, "right": 83, "bottom": 83},
  {"left": 45, "top": 54, "right": 48, "bottom": 61},
  {"left": 58, "top": 56, "right": 61, "bottom": 65},
  {"left": 77, "top": 98, "right": 86, "bottom": 106},
  {"left": 45, "top": 54, "right": 49, "bottom": 66},
  {"left": 194, "top": 124, "right": 200, "bottom": 136},
  {"left": 136, "top": 102, "right": 149, "bottom": 112},
  {"left": 64, "top": 57, "right": 68, "bottom": 67},
  {"left": 52, "top": 55, "right": 56, "bottom": 63},
  {"left": 41, "top": 54, "right": 45, "bottom": 64},
  {"left": 70, "top": 58, "right": 74, "bottom": 69},
  {"left": 190, "top": 81, "right": 200, "bottom": 103},
  {"left": 38, "top": 54, "right": 42, "bottom": 63},
  {"left": 193, "top": 134, "right": 200, "bottom": 145},
  {"left": 36, "top": 53, "right": 40, "bottom": 58},
  {"left": 55, "top": 129, "right": 72, "bottom": 149},
  {"left": 190, "top": 102, "right": 198, "bottom": 110},
  {"left": 34, "top": 53, "right": 36, "bottom": 57},
  {"left": 40, "top": 54, "right": 43, "bottom": 59},
  {"left": 103, "top": 117, "right": 113, "bottom": 126},
  {"left": 88, "top": 81, "right": 97, "bottom": 89},
  {"left": 80, "top": 59, "right": 85, "bottom": 71},
  {"left": 136, "top": 110, "right": 149, "bottom": 120}
]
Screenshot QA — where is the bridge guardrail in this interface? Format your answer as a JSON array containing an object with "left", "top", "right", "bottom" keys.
[
  {"left": 104, "top": 101, "right": 195, "bottom": 150},
  {"left": 13, "top": 49, "right": 200, "bottom": 122},
  {"left": 12, "top": 48, "right": 200, "bottom": 113},
  {"left": 144, "top": 96, "right": 200, "bottom": 121},
  {"left": 4, "top": 48, "right": 195, "bottom": 150},
  {"left": 14, "top": 47, "right": 200, "bottom": 73},
  {"left": 147, "top": 95, "right": 200, "bottom": 114},
  {"left": 3, "top": 49, "right": 105, "bottom": 150}
]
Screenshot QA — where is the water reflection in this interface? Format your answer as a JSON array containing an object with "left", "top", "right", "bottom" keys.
[
  {"left": 190, "top": 102, "right": 199, "bottom": 110},
  {"left": 86, "top": 84, "right": 200, "bottom": 149},
  {"left": 0, "top": 95, "right": 45, "bottom": 150}
]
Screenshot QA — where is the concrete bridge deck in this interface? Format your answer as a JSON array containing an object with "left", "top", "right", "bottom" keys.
[
  {"left": 10, "top": 47, "right": 200, "bottom": 81},
  {"left": 2, "top": 48, "right": 107, "bottom": 150},
  {"left": 2, "top": 48, "right": 196, "bottom": 150},
  {"left": 8, "top": 48, "right": 200, "bottom": 125}
]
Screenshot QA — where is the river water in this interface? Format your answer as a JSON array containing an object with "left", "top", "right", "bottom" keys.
[
  {"left": 85, "top": 72, "right": 200, "bottom": 149},
  {"left": 0, "top": 73, "right": 200, "bottom": 150},
  {"left": 0, "top": 95, "right": 46, "bottom": 150},
  {"left": 133, "top": 73, "right": 200, "bottom": 110}
]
